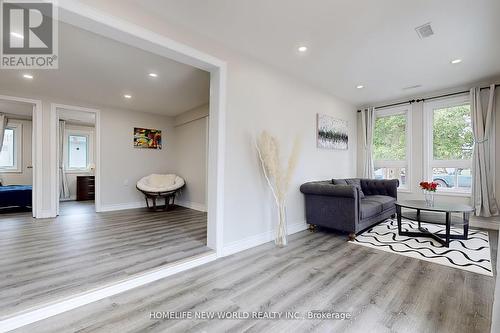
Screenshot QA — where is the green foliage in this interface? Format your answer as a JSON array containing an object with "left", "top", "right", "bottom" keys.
[
  {"left": 373, "top": 105, "right": 473, "bottom": 162},
  {"left": 373, "top": 114, "right": 406, "bottom": 160},
  {"left": 433, "top": 105, "right": 473, "bottom": 160}
]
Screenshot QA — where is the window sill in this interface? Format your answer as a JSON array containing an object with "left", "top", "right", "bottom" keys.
[
  {"left": 397, "top": 188, "right": 412, "bottom": 193},
  {"left": 66, "top": 170, "right": 91, "bottom": 174},
  {"left": 433, "top": 190, "right": 471, "bottom": 198},
  {"left": 0, "top": 169, "right": 22, "bottom": 174}
]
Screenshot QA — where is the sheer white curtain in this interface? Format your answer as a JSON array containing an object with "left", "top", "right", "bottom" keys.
[
  {"left": 0, "top": 113, "right": 7, "bottom": 151},
  {"left": 59, "top": 120, "right": 70, "bottom": 200},
  {"left": 471, "top": 85, "right": 499, "bottom": 217},
  {"left": 361, "top": 107, "right": 375, "bottom": 178}
]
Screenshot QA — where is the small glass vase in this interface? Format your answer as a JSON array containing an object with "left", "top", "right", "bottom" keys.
[
  {"left": 275, "top": 204, "right": 288, "bottom": 247},
  {"left": 423, "top": 190, "right": 435, "bottom": 207}
]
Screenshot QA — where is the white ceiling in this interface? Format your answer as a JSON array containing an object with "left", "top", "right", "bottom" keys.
[
  {"left": 0, "top": 22, "right": 210, "bottom": 116},
  {"left": 122, "top": 0, "right": 500, "bottom": 106}
]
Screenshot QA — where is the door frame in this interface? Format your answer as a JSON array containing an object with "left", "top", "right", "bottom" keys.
[
  {"left": 51, "top": 103, "right": 101, "bottom": 214},
  {"left": 53, "top": 2, "right": 226, "bottom": 256},
  {"left": 0, "top": 94, "right": 43, "bottom": 218}
]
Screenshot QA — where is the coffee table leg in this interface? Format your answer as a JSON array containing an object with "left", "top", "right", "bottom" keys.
[
  {"left": 445, "top": 212, "right": 451, "bottom": 247},
  {"left": 397, "top": 205, "right": 402, "bottom": 234},
  {"left": 417, "top": 209, "right": 421, "bottom": 229},
  {"left": 463, "top": 212, "right": 470, "bottom": 239}
]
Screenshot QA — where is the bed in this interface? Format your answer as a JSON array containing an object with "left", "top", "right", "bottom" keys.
[{"left": 0, "top": 185, "right": 32, "bottom": 209}]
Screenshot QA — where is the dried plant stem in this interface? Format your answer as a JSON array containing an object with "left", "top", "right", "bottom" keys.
[{"left": 255, "top": 131, "right": 300, "bottom": 247}]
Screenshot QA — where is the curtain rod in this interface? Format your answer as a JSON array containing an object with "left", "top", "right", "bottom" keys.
[{"left": 357, "top": 83, "right": 500, "bottom": 112}]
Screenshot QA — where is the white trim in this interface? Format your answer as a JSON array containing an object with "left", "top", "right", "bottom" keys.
[
  {"left": 0, "top": 122, "right": 22, "bottom": 173},
  {"left": 0, "top": 94, "right": 42, "bottom": 218},
  {"left": 52, "top": 1, "right": 226, "bottom": 257},
  {"left": 373, "top": 104, "right": 412, "bottom": 191},
  {"left": 0, "top": 251, "right": 217, "bottom": 333},
  {"left": 100, "top": 200, "right": 207, "bottom": 213},
  {"left": 176, "top": 200, "right": 207, "bottom": 212},
  {"left": 222, "top": 221, "right": 308, "bottom": 257},
  {"left": 99, "top": 201, "right": 146, "bottom": 212},
  {"left": 51, "top": 103, "right": 101, "bottom": 216},
  {"left": 65, "top": 127, "right": 95, "bottom": 172},
  {"left": 423, "top": 95, "right": 472, "bottom": 194}
]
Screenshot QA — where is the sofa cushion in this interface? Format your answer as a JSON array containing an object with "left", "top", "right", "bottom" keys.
[
  {"left": 360, "top": 199, "right": 383, "bottom": 219},
  {"left": 366, "top": 195, "right": 396, "bottom": 211},
  {"left": 332, "top": 178, "right": 365, "bottom": 198}
]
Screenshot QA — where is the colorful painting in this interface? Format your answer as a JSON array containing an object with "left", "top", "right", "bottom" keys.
[
  {"left": 134, "top": 127, "right": 162, "bottom": 149},
  {"left": 317, "top": 114, "right": 348, "bottom": 150}
]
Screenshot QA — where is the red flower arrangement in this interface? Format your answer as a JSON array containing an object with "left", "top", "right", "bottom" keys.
[{"left": 419, "top": 181, "right": 438, "bottom": 192}]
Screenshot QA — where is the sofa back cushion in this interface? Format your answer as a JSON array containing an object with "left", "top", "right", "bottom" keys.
[
  {"left": 360, "top": 179, "right": 398, "bottom": 197},
  {"left": 332, "top": 178, "right": 365, "bottom": 198}
]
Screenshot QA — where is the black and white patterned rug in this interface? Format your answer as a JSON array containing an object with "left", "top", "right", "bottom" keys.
[{"left": 350, "top": 218, "right": 493, "bottom": 276}]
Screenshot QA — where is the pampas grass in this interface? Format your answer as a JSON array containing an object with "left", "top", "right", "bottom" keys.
[{"left": 256, "top": 131, "right": 301, "bottom": 247}]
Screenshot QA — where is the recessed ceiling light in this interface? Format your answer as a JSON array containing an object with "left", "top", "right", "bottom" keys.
[
  {"left": 10, "top": 32, "right": 24, "bottom": 39},
  {"left": 298, "top": 46, "right": 308, "bottom": 53},
  {"left": 356, "top": 85, "right": 364, "bottom": 89},
  {"left": 23, "top": 74, "right": 34, "bottom": 79},
  {"left": 148, "top": 73, "right": 158, "bottom": 78},
  {"left": 451, "top": 59, "right": 462, "bottom": 64},
  {"left": 123, "top": 94, "right": 132, "bottom": 99}
]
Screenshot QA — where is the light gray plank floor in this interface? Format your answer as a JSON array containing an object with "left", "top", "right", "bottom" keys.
[
  {"left": 0, "top": 202, "right": 209, "bottom": 319},
  {"left": 12, "top": 228, "right": 497, "bottom": 333}
]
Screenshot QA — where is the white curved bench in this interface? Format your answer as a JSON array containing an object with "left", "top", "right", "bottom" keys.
[{"left": 136, "top": 174, "right": 185, "bottom": 211}]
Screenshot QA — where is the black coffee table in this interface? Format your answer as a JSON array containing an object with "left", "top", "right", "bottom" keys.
[{"left": 395, "top": 200, "right": 474, "bottom": 247}]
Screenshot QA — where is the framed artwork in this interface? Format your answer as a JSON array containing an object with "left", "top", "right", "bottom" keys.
[
  {"left": 316, "top": 114, "right": 348, "bottom": 150},
  {"left": 133, "top": 127, "right": 162, "bottom": 149}
]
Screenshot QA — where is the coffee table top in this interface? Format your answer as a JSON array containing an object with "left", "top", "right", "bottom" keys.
[{"left": 396, "top": 200, "right": 474, "bottom": 213}]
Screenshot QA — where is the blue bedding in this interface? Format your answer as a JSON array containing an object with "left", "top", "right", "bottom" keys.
[{"left": 0, "top": 185, "right": 32, "bottom": 208}]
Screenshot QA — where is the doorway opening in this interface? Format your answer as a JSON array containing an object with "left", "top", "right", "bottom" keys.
[
  {"left": 0, "top": 96, "right": 41, "bottom": 218},
  {"left": 54, "top": 105, "right": 100, "bottom": 215}
]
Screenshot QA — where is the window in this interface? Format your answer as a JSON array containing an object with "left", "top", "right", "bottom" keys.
[
  {"left": 0, "top": 124, "right": 22, "bottom": 172},
  {"left": 424, "top": 96, "right": 472, "bottom": 194},
  {"left": 373, "top": 105, "right": 411, "bottom": 189},
  {"left": 68, "top": 135, "right": 88, "bottom": 170}
]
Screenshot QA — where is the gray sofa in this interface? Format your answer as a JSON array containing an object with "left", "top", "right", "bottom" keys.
[{"left": 300, "top": 178, "right": 399, "bottom": 239}]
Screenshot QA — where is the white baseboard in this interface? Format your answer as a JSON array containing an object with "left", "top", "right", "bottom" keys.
[
  {"left": 99, "top": 201, "right": 146, "bottom": 212},
  {"left": 222, "top": 221, "right": 308, "bottom": 257},
  {"left": 176, "top": 200, "right": 206, "bottom": 212},
  {"left": 0, "top": 251, "right": 217, "bottom": 333},
  {"left": 36, "top": 209, "right": 55, "bottom": 219},
  {"left": 100, "top": 200, "right": 206, "bottom": 213}
]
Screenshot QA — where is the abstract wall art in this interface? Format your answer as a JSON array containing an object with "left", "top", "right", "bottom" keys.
[
  {"left": 316, "top": 114, "right": 348, "bottom": 150},
  {"left": 133, "top": 127, "right": 162, "bottom": 149}
]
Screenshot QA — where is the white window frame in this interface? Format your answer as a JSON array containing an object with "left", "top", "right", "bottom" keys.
[
  {"left": 423, "top": 95, "right": 472, "bottom": 196},
  {"left": 373, "top": 104, "right": 412, "bottom": 191},
  {"left": 65, "top": 128, "right": 94, "bottom": 173},
  {"left": 0, "top": 122, "right": 22, "bottom": 173}
]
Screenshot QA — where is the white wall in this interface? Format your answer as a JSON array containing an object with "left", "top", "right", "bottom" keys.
[
  {"left": 99, "top": 108, "right": 176, "bottom": 209},
  {"left": 357, "top": 83, "right": 500, "bottom": 229},
  {"left": 67, "top": 1, "right": 359, "bottom": 246},
  {"left": 0, "top": 119, "right": 32, "bottom": 186},
  {"left": 173, "top": 104, "right": 208, "bottom": 211}
]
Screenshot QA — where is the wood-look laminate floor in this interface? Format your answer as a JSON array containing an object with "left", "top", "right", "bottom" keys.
[
  {"left": 13, "top": 228, "right": 497, "bottom": 333},
  {"left": 0, "top": 202, "right": 209, "bottom": 319}
]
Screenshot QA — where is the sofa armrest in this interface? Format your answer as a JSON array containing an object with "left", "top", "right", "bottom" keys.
[
  {"left": 300, "top": 181, "right": 358, "bottom": 198},
  {"left": 360, "top": 179, "right": 399, "bottom": 198}
]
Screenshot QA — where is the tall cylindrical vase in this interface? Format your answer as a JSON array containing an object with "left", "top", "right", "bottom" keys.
[{"left": 275, "top": 204, "right": 288, "bottom": 247}]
